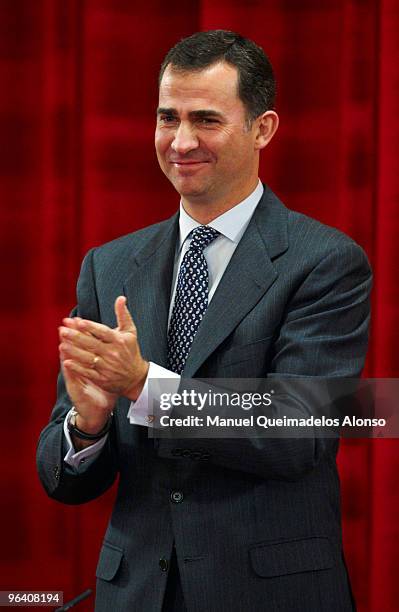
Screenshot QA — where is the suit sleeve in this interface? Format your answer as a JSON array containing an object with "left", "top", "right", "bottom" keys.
[
  {"left": 36, "top": 249, "right": 119, "bottom": 504},
  {"left": 156, "top": 240, "right": 372, "bottom": 480}
]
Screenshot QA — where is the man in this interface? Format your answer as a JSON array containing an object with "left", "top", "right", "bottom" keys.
[{"left": 37, "top": 31, "right": 372, "bottom": 611}]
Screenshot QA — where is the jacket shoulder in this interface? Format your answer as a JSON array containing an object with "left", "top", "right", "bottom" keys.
[
  {"left": 76, "top": 215, "right": 177, "bottom": 291},
  {"left": 93, "top": 216, "right": 175, "bottom": 259},
  {"left": 286, "top": 207, "right": 370, "bottom": 263},
  {"left": 260, "top": 185, "right": 369, "bottom": 264}
]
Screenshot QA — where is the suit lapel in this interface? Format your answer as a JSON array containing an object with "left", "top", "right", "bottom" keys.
[
  {"left": 123, "top": 214, "right": 179, "bottom": 368},
  {"left": 183, "top": 187, "right": 289, "bottom": 377}
]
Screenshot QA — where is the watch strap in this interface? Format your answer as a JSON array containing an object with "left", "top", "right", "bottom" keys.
[{"left": 68, "top": 409, "right": 113, "bottom": 441}]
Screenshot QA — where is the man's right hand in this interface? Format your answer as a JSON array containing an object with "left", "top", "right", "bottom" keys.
[{"left": 59, "top": 317, "right": 117, "bottom": 446}]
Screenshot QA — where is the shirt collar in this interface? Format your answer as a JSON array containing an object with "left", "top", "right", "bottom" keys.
[{"left": 178, "top": 180, "right": 264, "bottom": 251}]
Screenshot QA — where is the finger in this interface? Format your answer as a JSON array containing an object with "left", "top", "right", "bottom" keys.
[
  {"left": 59, "top": 326, "right": 105, "bottom": 352},
  {"left": 61, "top": 358, "right": 85, "bottom": 385},
  {"left": 59, "top": 345, "right": 69, "bottom": 363},
  {"left": 63, "top": 359, "right": 103, "bottom": 382},
  {"left": 63, "top": 317, "right": 100, "bottom": 341},
  {"left": 115, "top": 296, "right": 136, "bottom": 333},
  {"left": 76, "top": 319, "right": 115, "bottom": 343},
  {"left": 59, "top": 341, "right": 100, "bottom": 369},
  {"left": 62, "top": 317, "right": 83, "bottom": 330}
]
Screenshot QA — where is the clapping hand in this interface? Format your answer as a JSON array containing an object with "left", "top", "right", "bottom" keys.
[{"left": 59, "top": 296, "right": 149, "bottom": 433}]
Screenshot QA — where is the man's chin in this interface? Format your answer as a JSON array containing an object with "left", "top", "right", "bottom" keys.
[{"left": 170, "top": 177, "right": 209, "bottom": 201}]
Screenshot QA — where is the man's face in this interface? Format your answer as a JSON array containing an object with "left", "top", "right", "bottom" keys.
[{"left": 155, "top": 62, "right": 261, "bottom": 208}]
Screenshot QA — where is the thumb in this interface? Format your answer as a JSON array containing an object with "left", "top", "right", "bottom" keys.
[{"left": 115, "top": 296, "right": 135, "bottom": 332}]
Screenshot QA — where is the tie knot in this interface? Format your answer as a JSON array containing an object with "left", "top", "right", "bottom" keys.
[{"left": 189, "top": 225, "right": 220, "bottom": 251}]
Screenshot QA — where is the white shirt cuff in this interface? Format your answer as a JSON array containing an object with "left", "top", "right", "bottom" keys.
[
  {"left": 63, "top": 408, "right": 108, "bottom": 468},
  {"left": 127, "top": 361, "right": 180, "bottom": 427}
]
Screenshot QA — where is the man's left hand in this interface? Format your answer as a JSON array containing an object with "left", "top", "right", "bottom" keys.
[{"left": 59, "top": 296, "right": 149, "bottom": 401}]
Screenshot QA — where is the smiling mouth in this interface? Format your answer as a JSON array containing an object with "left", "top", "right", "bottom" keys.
[
  {"left": 169, "top": 161, "right": 210, "bottom": 174},
  {"left": 171, "top": 161, "right": 209, "bottom": 165}
]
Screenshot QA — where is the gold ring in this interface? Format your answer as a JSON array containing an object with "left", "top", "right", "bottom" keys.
[{"left": 92, "top": 356, "right": 100, "bottom": 368}]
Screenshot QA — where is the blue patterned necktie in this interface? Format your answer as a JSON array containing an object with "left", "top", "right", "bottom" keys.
[{"left": 167, "top": 225, "right": 220, "bottom": 374}]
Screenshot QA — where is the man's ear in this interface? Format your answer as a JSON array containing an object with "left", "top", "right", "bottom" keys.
[{"left": 254, "top": 110, "right": 279, "bottom": 150}]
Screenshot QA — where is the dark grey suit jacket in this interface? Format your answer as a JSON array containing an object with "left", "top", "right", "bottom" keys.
[{"left": 37, "top": 186, "right": 372, "bottom": 611}]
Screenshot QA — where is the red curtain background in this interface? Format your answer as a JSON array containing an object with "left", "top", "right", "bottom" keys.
[{"left": 1, "top": 1, "right": 398, "bottom": 610}]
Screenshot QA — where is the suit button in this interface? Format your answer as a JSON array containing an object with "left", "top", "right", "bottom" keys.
[
  {"left": 170, "top": 491, "right": 184, "bottom": 504},
  {"left": 53, "top": 466, "right": 60, "bottom": 480},
  {"left": 159, "top": 558, "right": 169, "bottom": 572}
]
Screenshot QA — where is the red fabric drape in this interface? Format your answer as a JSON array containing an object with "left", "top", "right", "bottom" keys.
[{"left": 1, "top": 1, "right": 397, "bottom": 610}]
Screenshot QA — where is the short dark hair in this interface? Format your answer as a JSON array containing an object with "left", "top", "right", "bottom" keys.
[{"left": 159, "top": 30, "right": 276, "bottom": 122}]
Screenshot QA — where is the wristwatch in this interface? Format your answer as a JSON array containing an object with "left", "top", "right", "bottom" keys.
[{"left": 67, "top": 408, "right": 113, "bottom": 441}]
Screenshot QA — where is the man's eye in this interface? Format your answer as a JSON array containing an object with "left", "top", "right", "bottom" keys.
[
  {"left": 160, "top": 115, "right": 176, "bottom": 124},
  {"left": 199, "top": 118, "right": 218, "bottom": 124}
]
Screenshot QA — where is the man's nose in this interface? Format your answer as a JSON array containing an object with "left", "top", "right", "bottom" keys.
[{"left": 171, "top": 122, "right": 199, "bottom": 155}]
